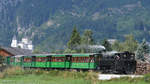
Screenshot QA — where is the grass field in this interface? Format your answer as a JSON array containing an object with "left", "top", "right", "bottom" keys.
[
  {"left": 0, "top": 74, "right": 149, "bottom": 84},
  {"left": 0, "top": 67, "right": 149, "bottom": 84}
]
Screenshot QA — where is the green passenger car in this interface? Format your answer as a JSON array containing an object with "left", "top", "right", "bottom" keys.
[{"left": 7, "top": 53, "right": 101, "bottom": 70}]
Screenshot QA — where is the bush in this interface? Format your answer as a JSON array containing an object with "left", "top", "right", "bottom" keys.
[
  {"left": 0, "top": 72, "right": 5, "bottom": 78},
  {"left": 0, "top": 67, "right": 99, "bottom": 83},
  {"left": 3, "top": 66, "right": 25, "bottom": 76}
]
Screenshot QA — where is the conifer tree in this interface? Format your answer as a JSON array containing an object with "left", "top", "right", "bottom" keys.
[
  {"left": 67, "top": 27, "right": 81, "bottom": 50},
  {"left": 136, "top": 39, "right": 150, "bottom": 61}
]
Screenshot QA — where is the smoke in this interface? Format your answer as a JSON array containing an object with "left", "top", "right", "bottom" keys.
[{"left": 75, "top": 44, "right": 106, "bottom": 53}]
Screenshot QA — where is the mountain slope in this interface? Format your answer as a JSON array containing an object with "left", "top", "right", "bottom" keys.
[{"left": 0, "top": 0, "right": 150, "bottom": 51}]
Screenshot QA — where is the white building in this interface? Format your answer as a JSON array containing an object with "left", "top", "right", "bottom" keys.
[{"left": 11, "top": 35, "right": 34, "bottom": 51}]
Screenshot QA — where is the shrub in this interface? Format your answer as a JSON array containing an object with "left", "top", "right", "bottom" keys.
[
  {"left": 2, "top": 66, "right": 25, "bottom": 77},
  {"left": 0, "top": 72, "right": 5, "bottom": 78},
  {"left": 85, "top": 70, "right": 99, "bottom": 84}
]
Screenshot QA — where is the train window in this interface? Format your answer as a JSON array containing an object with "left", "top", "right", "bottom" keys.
[
  {"left": 52, "top": 57, "right": 55, "bottom": 62},
  {"left": 24, "top": 57, "right": 32, "bottom": 62},
  {"left": 79, "top": 57, "right": 82, "bottom": 63},
  {"left": 83, "top": 57, "right": 86, "bottom": 63},
  {"left": 76, "top": 57, "right": 78, "bottom": 62},
  {"left": 58, "top": 57, "right": 65, "bottom": 62},
  {"left": 78, "top": 57, "right": 81, "bottom": 62},
  {"left": 72, "top": 57, "right": 78, "bottom": 63},
  {"left": 81, "top": 57, "right": 85, "bottom": 63},
  {"left": 51, "top": 57, "right": 65, "bottom": 62},
  {"left": 72, "top": 57, "right": 89, "bottom": 63},
  {"left": 80, "top": 57, "right": 83, "bottom": 63},
  {"left": 71, "top": 57, "right": 75, "bottom": 62},
  {"left": 85, "top": 57, "right": 90, "bottom": 63},
  {"left": 71, "top": 57, "right": 91, "bottom": 63},
  {"left": 71, "top": 57, "right": 74, "bottom": 62},
  {"left": 36, "top": 57, "right": 47, "bottom": 62}
]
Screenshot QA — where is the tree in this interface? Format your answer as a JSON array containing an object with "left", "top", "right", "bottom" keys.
[
  {"left": 81, "top": 29, "right": 94, "bottom": 45},
  {"left": 101, "top": 39, "right": 112, "bottom": 51},
  {"left": 67, "top": 27, "right": 81, "bottom": 51},
  {"left": 122, "top": 34, "right": 138, "bottom": 52},
  {"left": 64, "top": 48, "right": 77, "bottom": 53},
  {"left": 80, "top": 29, "right": 94, "bottom": 52},
  {"left": 112, "top": 41, "right": 122, "bottom": 51},
  {"left": 136, "top": 39, "right": 150, "bottom": 61}
]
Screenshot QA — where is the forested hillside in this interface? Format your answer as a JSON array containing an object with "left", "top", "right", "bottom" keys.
[{"left": 0, "top": 0, "right": 150, "bottom": 52}]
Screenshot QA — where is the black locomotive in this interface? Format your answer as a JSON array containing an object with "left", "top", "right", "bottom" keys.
[{"left": 98, "top": 51, "right": 136, "bottom": 74}]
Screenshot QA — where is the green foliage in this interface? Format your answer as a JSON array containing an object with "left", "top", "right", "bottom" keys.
[
  {"left": 112, "top": 34, "right": 138, "bottom": 52},
  {"left": 112, "top": 41, "right": 122, "bottom": 51},
  {"left": 81, "top": 29, "right": 94, "bottom": 45},
  {"left": 64, "top": 48, "right": 77, "bottom": 53},
  {"left": 2, "top": 0, "right": 150, "bottom": 52},
  {"left": 101, "top": 39, "right": 112, "bottom": 51},
  {"left": 80, "top": 29, "right": 94, "bottom": 53},
  {"left": 121, "top": 34, "right": 138, "bottom": 52},
  {"left": 67, "top": 27, "right": 81, "bottom": 51},
  {"left": 0, "top": 68, "right": 149, "bottom": 84},
  {"left": 144, "top": 73, "right": 150, "bottom": 83},
  {"left": 136, "top": 39, "right": 150, "bottom": 61}
]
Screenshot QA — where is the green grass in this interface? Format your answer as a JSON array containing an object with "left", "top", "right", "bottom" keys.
[
  {"left": 0, "top": 74, "right": 148, "bottom": 84},
  {"left": 0, "top": 74, "right": 91, "bottom": 84},
  {"left": 0, "top": 67, "right": 149, "bottom": 84}
]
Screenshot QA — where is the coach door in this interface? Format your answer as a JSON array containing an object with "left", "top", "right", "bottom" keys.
[
  {"left": 47, "top": 55, "right": 52, "bottom": 68},
  {"left": 65, "top": 55, "right": 72, "bottom": 69},
  {"left": 89, "top": 55, "right": 95, "bottom": 69},
  {"left": 32, "top": 56, "right": 36, "bottom": 67},
  {"left": 6, "top": 56, "right": 10, "bottom": 65}
]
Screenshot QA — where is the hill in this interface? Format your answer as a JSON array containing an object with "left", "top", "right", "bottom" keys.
[{"left": 0, "top": 0, "right": 150, "bottom": 51}]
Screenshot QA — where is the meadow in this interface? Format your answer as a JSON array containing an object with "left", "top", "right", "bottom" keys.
[{"left": 0, "top": 67, "right": 149, "bottom": 84}]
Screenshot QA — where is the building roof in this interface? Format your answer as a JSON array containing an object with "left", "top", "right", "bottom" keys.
[{"left": 0, "top": 46, "right": 32, "bottom": 56}]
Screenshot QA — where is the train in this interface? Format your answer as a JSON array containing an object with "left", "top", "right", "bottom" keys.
[{"left": 6, "top": 51, "right": 136, "bottom": 74}]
